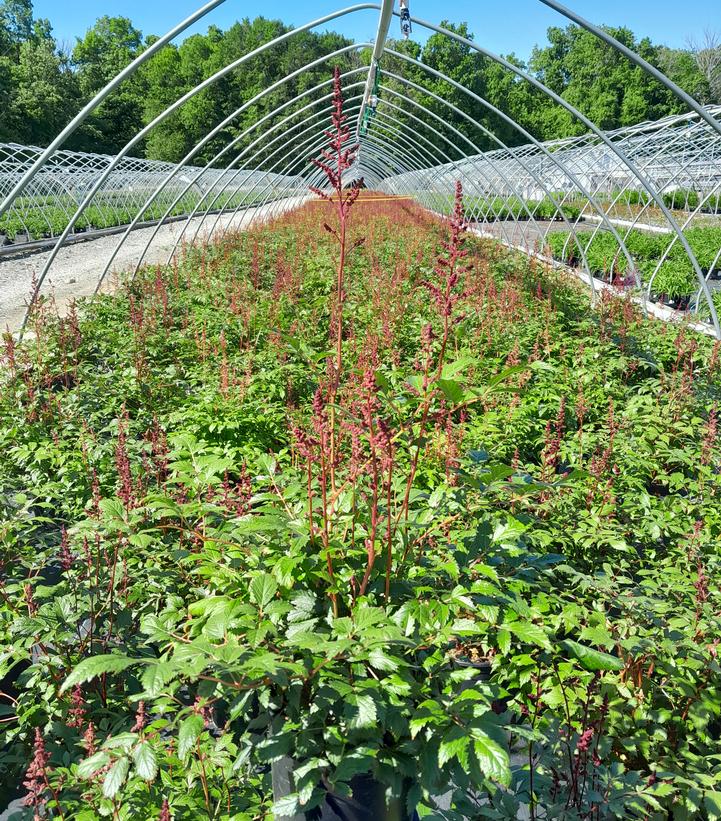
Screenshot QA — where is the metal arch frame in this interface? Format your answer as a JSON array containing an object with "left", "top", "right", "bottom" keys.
[
  {"left": 364, "top": 102, "right": 529, "bottom": 248},
  {"left": 168, "top": 103, "right": 420, "bottom": 256},
  {"left": 541, "top": 0, "right": 721, "bottom": 140},
  {"left": 605, "top": 122, "right": 721, "bottom": 293},
  {"left": 0, "top": 0, "right": 228, "bottom": 216},
  {"left": 356, "top": 116, "right": 481, "bottom": 199},
  {"left": 471, "top": 108, "right": 721, "bottom": 283},
  {"left": 374, "top": 68, "right": 599, "bottom": 269},
  {"left": 380, "top": 14, "right": 720, "bottom": 335},
  {"left": 158, "top": 89, "right": 438, "bottom": 265},
  {"left": 5, "top": 71, "right": 428, "bottom": 245},
  {"left": 373, "top": 87, "right": 574, "bottom": 255},
  {"left": 566, "top": 116, "right": 721, "bottom": 290},
  {"left": 21, "top": 4, "right": 381, "bottom": 331},
  {"left": 378, "top": 47, "right": 641, "bottom": 284},
  {"left": 96, "top": 51, "right": 375, "bottom": 289},
  {"left": 513, "top": 126, "right": 664, "bottom": 284},
  {"left": 228, "top": 112, "right": 452, "bottom": 236},
  {"left": 2, "top": 0, "right": 720, "bottom": 338},
  {"left": 376, "top": 49, "right": 642, "bottom": 293},
  {"left": 163, "top": 97, "right": 378, "bottom": 266},
  {"left": 275, "top": 109, "right": 424, "bottom": 198},
  {"left": 138, "top": 61, "right": 538, "bottom": 272},
  {"left": 0, "top": 143, "right": 263, "bottom": 242},
  {"left": 380, "top": 50, "right": 677, "bottom": 298},
  {"left": 207, "top": 81, "right": 528, "bottom": 247}
]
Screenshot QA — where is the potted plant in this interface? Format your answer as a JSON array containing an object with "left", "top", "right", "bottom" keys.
[{"left": 651, "top": 261, "right": 696, "bottom": 309}]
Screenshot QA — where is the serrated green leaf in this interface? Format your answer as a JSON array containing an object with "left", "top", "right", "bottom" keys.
[
  {"left": 132, "top": 741, "right": 157, "bottom": 782},
  {"left": 562, "top": 640, "right": 623, "bottom": 672},
  {"left": 439, "top": 726, "right": 470, "bottom": 769},
  {"left": 60, "top": 655, "right": 137, "bottom": 694},
  {"left": 288, "top": 591, "right": 317, "bottom": 623},
  {"left": 102, "top": 756, "right": 129, "bottom": 799},
  {"left": 368, "top": 647, "right": 399, "bottom": 672},
  {"left": 348, "top": 694, "right": 377, "bottom": 729},
  {"left": 140, "top": 662, "right": 173, "bottom": 697},
  {"left": 332, "top": 750, "right": 377, "bottom": 784},
  {"left": 178, "top": 714, "right": 204, "bottom": 761},
  {"left": 250, "top": 573, "right": 277, "bottom": 609},
  {"left": 272, "top": 792, "right": 302, "bottom": 818},
  {"left": 441, "top": 356, "right": 477, "bottom": 379},
  {"left": 258, "top": 732, "right": 294, "bottom": 763},
  {"left": 76, "top": 751, "right": 110, "bottom": 780},
  {"left": 705, "top": 791, "right": 721, "bottom": 820},
  {"left": 504, "top": 621, "right": 551, "bottom": 651},
  {"left": 473, "top": 733, "right": 511, "bottom": 785},
  {"left": 496, "top": 628, "right": 511, "bottom": 655},
  {"left": 352, "top": 606, "right": 387, "bottom": 631},
  {"left": 437, "top": 378, "right": 465, "bottom": 404}
]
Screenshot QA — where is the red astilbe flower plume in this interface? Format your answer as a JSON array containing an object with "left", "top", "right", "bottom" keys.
[
  {"left": 701, "top": 404, "right": 717, "bottom": 466},
  {"left": 83, "top": 722, "right": 97, "bottom": 755},
  {"left": 67, "top": 684, "right": 86, "bottom": 728},
  {"left": 309, "top": 66, "right": 363, "bottom": 212},
  {"left": 422, "top": 180, "right": 471, "bottom": 320},
  {"left": 24, "top": 729, "right": 51, "bottom": 818},
  {"left": 59, "top": 526, "right": 73, "bottom": 572},
  {"left": 132, "top": 700, "right": 147, "bottom": 733}
]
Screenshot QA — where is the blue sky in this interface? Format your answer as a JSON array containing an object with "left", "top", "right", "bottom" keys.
[{"left": 34, "top": 0, "right": 719, "bottom": 61}]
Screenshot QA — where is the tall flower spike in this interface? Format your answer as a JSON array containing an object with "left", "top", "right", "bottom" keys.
[
  {"left": 309, "top": 67, "right": 364, "bottom": 208},
  {"left": 421, "top": 180, "right": 470, "bottom": 321},
  {"left": 24, "top": 729, "right": 51, "bottom": 816}
]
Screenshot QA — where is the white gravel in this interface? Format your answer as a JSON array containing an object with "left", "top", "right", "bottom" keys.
[{"left": 0, "top": 198, "right": 306, "bottom": 334}]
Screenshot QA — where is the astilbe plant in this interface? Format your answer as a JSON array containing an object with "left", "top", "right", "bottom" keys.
[
  {"left": 310, "top": 65, "right": 364, "bottom": 492},
  {"left": 291, "top": 170, "right": 487, "bottom": 614},
  {"left": 398, "top": 180, "right": 471, "bottom": 526}
]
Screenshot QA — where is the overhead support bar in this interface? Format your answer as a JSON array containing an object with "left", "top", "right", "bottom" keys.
[{"left": 355, "top": 0, "right": 395, "bottom": 140}]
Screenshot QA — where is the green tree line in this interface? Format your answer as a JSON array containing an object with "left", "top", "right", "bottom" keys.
[{"left": 1, "top": 0, "right": 719, "bottom": 164}]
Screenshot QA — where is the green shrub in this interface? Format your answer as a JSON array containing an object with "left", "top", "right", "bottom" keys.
[
  {"left": 700, "top": 192, "right": 721, "bottom": 213},
  {"left": 584, "top": 232, "right": 627, "bottom": 275},
  {"left": 624, "top": 189, "right": 652, "bottom": 207},
  {"left": 685, "top": 226, "right": 721, "bottom": 272}
]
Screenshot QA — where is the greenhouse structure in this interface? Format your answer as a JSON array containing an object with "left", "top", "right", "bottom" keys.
[
  {"left": 1, "top": 0, "right": 720, "bottom": 335},
  {"left": 1, "top": 1, "right": 721, "bottom": 818}
]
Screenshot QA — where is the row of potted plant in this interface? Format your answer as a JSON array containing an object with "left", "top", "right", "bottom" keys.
[
  {"left": 545, "top": 224, "right": 721, "bottom": 306},
  {"left": 0, "top": 190, "right": 274, "bottom": 244}
]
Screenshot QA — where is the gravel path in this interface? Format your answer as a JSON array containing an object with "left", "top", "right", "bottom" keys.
[{"left": 0, "top": 198, "right": 306, "bottom": 334}]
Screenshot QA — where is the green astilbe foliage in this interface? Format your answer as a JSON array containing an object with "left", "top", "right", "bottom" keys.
[{"left": 0, "top": 192, "right": 720, "bottom": 819}]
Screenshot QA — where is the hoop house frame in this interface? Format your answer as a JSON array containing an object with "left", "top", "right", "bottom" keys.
[{"left": 0, "top": 0, "right": 718, "bottom": 337}]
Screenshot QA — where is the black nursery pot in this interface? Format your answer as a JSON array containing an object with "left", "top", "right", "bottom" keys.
[
  {"left": 272, "top": 758, "right": 418, "bottom": 821},
  {"left": 453, "top": 655, "right": 493, "bottom": 692}
]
